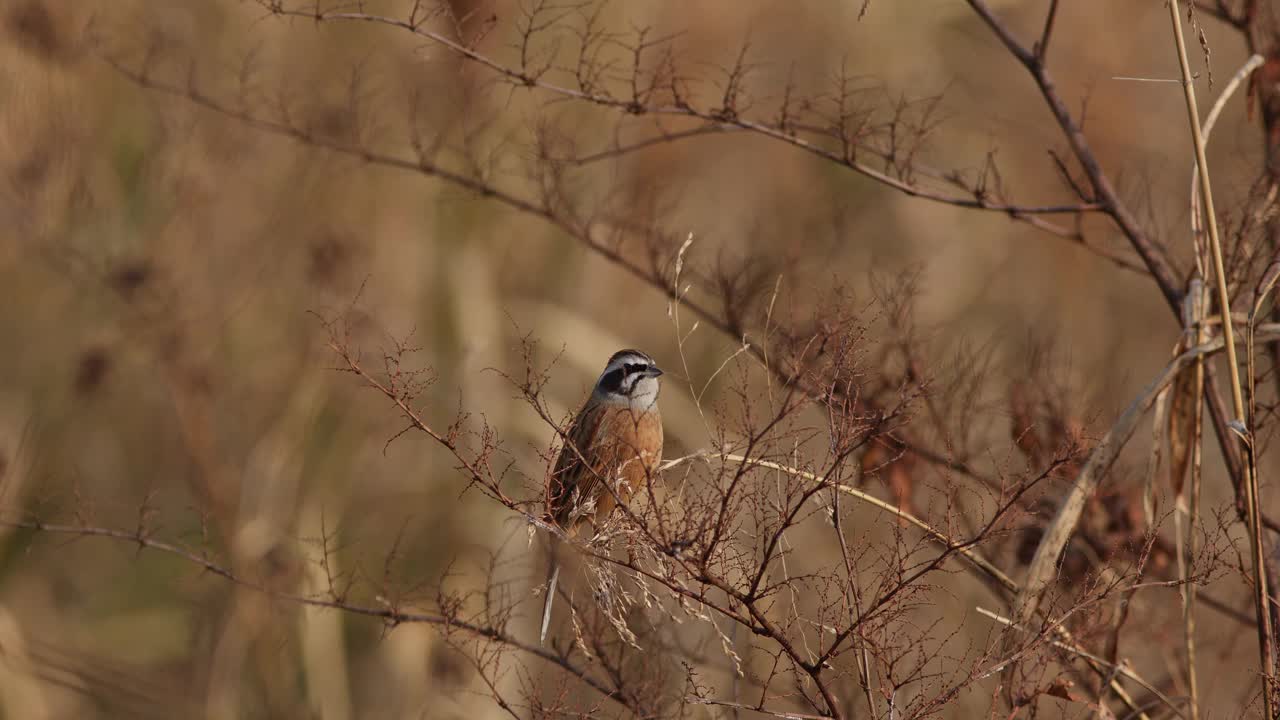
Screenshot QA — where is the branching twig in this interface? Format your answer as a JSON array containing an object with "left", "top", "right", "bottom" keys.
[{"left": 0, "top": 520, "right": 633, "bottom": 711}]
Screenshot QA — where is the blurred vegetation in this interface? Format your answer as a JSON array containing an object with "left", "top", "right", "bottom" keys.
[{"left": 0, "top": 0, "right": 1273, "bottom": 717}]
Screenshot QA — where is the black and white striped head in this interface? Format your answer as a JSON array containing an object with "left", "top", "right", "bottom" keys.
[{"left": 592, "top": 349, "right": 663, "bottom": 409}]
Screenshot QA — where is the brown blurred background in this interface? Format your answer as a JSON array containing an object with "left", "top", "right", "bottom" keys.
[{"left": 0, "top": 0, "right": 1268, "bottom": 717}]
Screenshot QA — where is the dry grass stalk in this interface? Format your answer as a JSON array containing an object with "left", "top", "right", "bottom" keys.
[{"left": 1167, "top": 2, "right": 1275, "bottom": 715}]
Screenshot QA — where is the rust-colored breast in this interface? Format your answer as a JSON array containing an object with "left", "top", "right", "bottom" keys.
[{"left": 549, "top": 403, "right": 663, "bottom": 533}]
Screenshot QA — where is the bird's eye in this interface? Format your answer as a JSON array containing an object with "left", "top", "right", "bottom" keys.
[
  {"left": 625, "top": 363, "right": 646, "bottom": 374},
  {"left": 601, "top": 367, "right": 625, "bottom": 390}
]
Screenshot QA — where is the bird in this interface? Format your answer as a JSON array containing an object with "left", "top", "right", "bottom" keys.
[{"left": 540, "top": 348, "right": 665, "bottom": 645}]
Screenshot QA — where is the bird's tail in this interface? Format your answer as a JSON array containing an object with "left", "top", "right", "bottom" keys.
[{"left": 540, "top": 537, "right": 561, "bottom": 645}]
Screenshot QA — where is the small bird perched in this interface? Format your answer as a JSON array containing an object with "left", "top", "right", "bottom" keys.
[{"left": 540, "top": 349, "right": 665, "bottom": 645}]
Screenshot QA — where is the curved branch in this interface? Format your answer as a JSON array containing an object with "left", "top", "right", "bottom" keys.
[
  {"left": 1017, "top": 325, "right": 1280, "bottom": 625},
  {"left": 964, "top": 0, "right": 1184, "bottom": 309},
  {"left": 252, "top": 4, "right": 1107, "bottom": 229}
]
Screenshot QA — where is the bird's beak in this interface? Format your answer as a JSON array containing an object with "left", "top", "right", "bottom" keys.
[{"left": 645, "top": 365, "right": 664, "bottom": 378}]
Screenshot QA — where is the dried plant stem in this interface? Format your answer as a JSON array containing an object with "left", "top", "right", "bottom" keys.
[
  {"left": 976, "top": 608, "right": 1182, "bottom": 714},
  {"left": 829, "top": 485, "right": 879, "bottom": 719},
  {"left": 977, "top": 322, "right": 1280, "bottom": 716},
  {"left": 1186, "top": 355, "right": 1205, "bottom": 718},
  {"left": 677, "top": 452, "right": 1019, "bottom": 592},
  {"left": 1168, "top": 2, "right": 1275, "bottom": 715},
  {"left": 684, "top": 696, "right": 832, "bottom": 720},
  {"left": 1015, "top": 332, "right": 1239, "bottom": 629},
  {"left": 1177, "top": 54, "right": 1265, "bottom": 720},
  {"left": 1188, "top": 53, "right": 1265, "bottom": 263},
  {"left": 1179, "top": 281, "right": 1207, "bottom": 720}
]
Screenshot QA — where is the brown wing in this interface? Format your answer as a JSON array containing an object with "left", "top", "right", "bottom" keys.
[
  {"left": 549, "top": 403, "right": 663, "bottom": 533},
  {"left": 548, "top": 400, "right": 606, "bottom": 528}
]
